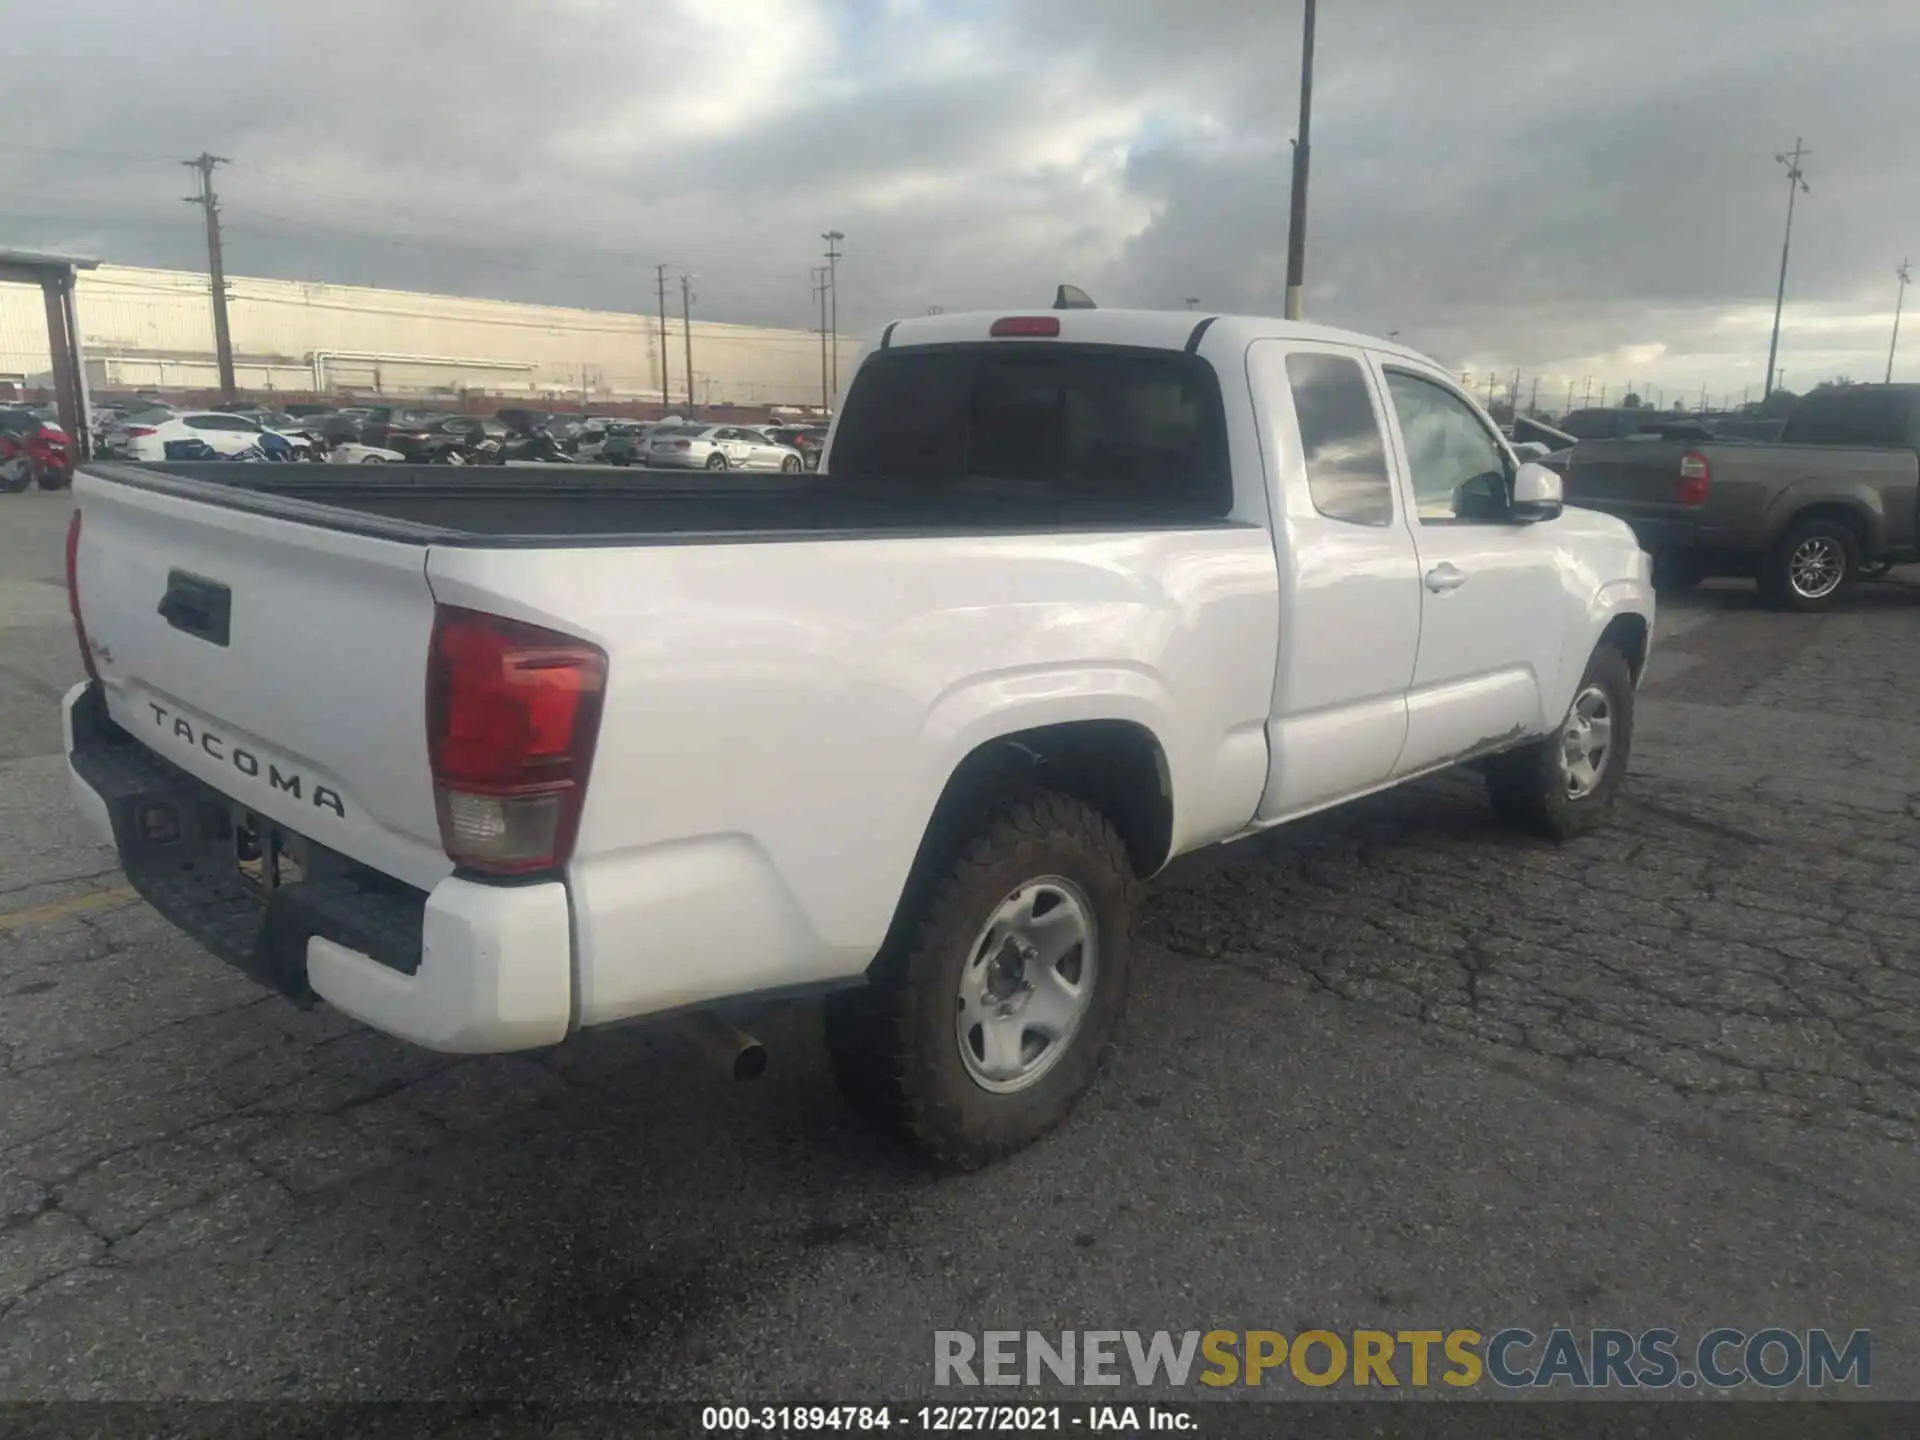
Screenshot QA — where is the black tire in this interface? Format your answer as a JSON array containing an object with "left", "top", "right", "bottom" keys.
[
  {"left": 1485, "top": 643, "right": 1635, "bottom": 841},
  {"left": 35, "top": 462, "right": 71, "bottom": 492},
  {"left": 1759, "top": 515, "right": 1859, "bottom": 613},
  {"left": 0, "top": 463, "right": 30, "bottom": 495},
  {"left": 360, "top": 456, "right": 386, "bottom": 465},
  {"left": 1650, "top": 551, "right": 1705, "bottom": 593},
  {"left": 706, "top": 453, "right": 728, "bottom": 471},
  {"left": 781, "top": 455, "right": 802, "bottom": 473},
  {"left": 823, "top": 790, "right": 1136, "bottom": 1170}
]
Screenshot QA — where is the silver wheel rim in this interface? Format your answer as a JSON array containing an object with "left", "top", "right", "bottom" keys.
[
  {"left": 1789, "top": 536, "right": 1845, "bottom": 599},
  {"left": 1559, "top": 684, "right": 1614, "bottom": 801},
  {"left": 955, "top": 877, "right": 1098, "bottom": 1095}
]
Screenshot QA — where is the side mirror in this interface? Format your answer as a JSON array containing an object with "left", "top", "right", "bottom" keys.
[{"left": 1511, "top": 461, "right": 1563, "bottom": 523}]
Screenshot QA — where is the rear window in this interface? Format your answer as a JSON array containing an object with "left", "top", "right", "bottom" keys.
[
  {"left": 1781, "top": 389, "right": 1916, "bottom": 447},
  {"left": 829, "top": 344, "right": 1231, "bottom": 521},
  {"left": 1284, "top": 352, "right": 1393, "bottom": 526}
]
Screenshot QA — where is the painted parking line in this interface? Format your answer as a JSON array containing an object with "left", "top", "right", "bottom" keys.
[{"left": 0, "top": 885, "right": 138, "bottom": 931}]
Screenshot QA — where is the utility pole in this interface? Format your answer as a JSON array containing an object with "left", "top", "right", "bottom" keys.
[
  {"left": 1565, "top": 379, "right": 1575, "bottom": 414},
  {"left": 1486, "top": 372, "right": 1496, "bottom": 408},
  {"left": 1583, "top": 376, "right": 1593, "bottom": 406},
  {"left": 654, "top": 264, "right": 672, "bottom": 408},
  {"left": 1529, "top": 376, "right": 1539, "bottom": 414},
  {"left": 1184, "top": 297, "right": 1201, "bottom": 310},
  {"left": 821, "top": 230, "right": 845, "bottom": 402},
  {"left": 1510, "top": 369, "right": 1521, "bottom": 416},
  {"left": 812, "top": 266, "right": 831, "bottom": 414},
  {"left": 1700, "top": 384, "right": 1708, "bottom": 413},
  {"left": 1763, "top": 139, "right": 1810, "bottom": 400},
  {"left": 680, "top": 274, "right": 696, "bottom": 417},
  {"left": 182, "top": 153, "right": 236, "bottom": 398},
  {"left": 1599, "top": 383, "right": 1607, "bottom": 407},
  {"left": 1283, "top": 0, "right": 1317, "bottom": 320},
  {"left": 1889, "top": 258, "right": 1912, "bottom": 384}
]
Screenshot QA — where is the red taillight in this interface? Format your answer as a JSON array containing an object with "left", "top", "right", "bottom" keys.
[
  {"left": 66, "top": 510, "right": 99, "bottom": 683},
  {"left": 990, "top": 316, "right": 1061, "bottom": 337},
  {"left": 125, "top": 425, "right": 156, "bottom": 437},
  {"left": 426, "top": 607, "right": 607, "bottom": 876},
  {"left": 1677, "top": 452, "right": 1710, "bottom": 505}
]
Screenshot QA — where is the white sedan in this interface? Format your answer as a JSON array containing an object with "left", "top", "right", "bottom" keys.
[{"left": 123, "top": 411, "right": 313, "bottom": 461}]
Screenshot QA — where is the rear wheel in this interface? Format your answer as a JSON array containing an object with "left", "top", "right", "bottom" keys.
[
  {"left": 706, "top": 453, "right": 728, "bottom": 471},
  {"left": 1485, "top": 643, "right": 1635, "bottom": 840},
  {"left": 1760, "top": 516, "right": 1859, "bottom": 612},
  {"left": 823, "top": 790, "right": 1136, "bottom": 1170},
  {"left": 360, "top": 456, "right": 386, "bottom": 465},
  {"left": 35, "top": 461, "right": 71, "bottom": 491},
  {"left": 781, "top": 455, "right": 802, "bottom": 473}
]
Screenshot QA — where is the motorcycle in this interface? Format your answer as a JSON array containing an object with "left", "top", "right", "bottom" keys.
[{"left": 498, "top": 430, "right": 574, "bottom": 464}]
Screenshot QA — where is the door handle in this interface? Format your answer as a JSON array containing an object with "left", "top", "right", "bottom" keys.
[{"left": 1424, "top": 564, "right": 1467, "bottom": 594}]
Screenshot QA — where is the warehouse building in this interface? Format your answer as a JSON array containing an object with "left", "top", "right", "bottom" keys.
[{"left": 0, "top": 262, "right": 861, "bottom": 408}]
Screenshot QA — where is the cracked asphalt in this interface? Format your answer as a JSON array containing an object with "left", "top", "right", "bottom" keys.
[{"left": 3, "top": 484, "right": 1918, "bottom": 1401}]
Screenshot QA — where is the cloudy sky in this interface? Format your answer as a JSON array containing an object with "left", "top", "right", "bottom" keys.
[{"left": 7, "top": 0, "right": 1920, "bottom": 404}]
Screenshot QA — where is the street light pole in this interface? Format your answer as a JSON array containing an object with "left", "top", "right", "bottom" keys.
[
  {"left": 1763, "top": 139, "right": 1810, "bottom": 400},
  {"left": 822, "top": 230, "right": 845, "bottom": 403},
  {"left": 1283, "top": 0, "right": 1316, "bottom": 321},
  {"left": 1889, "top": 258, "right": 1912, "bottom": 384},
  {"left": 812, "top": 266, "right": 830, "bottom": 414}
]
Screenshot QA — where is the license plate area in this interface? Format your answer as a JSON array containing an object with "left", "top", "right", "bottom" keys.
[{"left": 231, "top": 812, "right": 307, "bottom": 900}]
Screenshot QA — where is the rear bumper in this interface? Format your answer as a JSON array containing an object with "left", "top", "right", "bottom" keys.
[{"left": 62, "top": 681, "right": 572, "bottom": 1054}]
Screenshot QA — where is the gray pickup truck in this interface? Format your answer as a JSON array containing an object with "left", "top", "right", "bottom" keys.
[{"left": 1563, "top": 384, "right": 1920, "bottom": 611}]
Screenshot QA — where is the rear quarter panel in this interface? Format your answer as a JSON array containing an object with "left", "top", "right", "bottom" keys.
[{"left": 426, "top": 528, "right": 1280, "bottom": 1021}]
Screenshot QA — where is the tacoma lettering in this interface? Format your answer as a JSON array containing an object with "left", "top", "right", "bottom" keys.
[{"left": 145, "top": 704, "right": 346, "bottom": 819}]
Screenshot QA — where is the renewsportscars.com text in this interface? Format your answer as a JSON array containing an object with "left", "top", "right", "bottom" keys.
[{"left": 934, "top": 1328, "right": 1872, "bottom": 1391}]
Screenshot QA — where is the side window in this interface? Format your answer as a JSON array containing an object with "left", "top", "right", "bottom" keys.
[
  {"left": 1383, "top": 370, "right": 1511, "bottom": 523},
  {"left": 1284, "top": 352, "right": 1393, "bottom": 526}
]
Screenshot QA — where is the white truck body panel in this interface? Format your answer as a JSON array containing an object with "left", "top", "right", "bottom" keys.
[{"left": 65, "top": 306, "right": 1653, "bottom": 1053}]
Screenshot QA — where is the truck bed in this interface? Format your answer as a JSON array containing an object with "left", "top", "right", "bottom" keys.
[{"left": 91, "top": 461, "right": 1220, "bottom": 544}]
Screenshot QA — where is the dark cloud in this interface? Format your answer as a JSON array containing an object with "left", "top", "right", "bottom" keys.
[{"left": 5, "top": 0, "right": 1919, "bottom": 393}]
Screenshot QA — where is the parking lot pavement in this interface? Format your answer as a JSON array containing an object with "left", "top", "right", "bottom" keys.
[{"left": 3, "top": 482, "right": 1919, "bottom": 1400}]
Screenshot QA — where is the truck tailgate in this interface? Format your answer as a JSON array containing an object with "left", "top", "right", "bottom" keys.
[
  {"left": 1563, "top": 441, "right": 1693, "bottom": 508},
  {"left": 72, "top": 472, "right": 451, "bottom": 892}
]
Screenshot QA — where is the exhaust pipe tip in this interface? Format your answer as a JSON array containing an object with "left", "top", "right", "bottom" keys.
[
  {"left": 733, "top": 1039, "right": 769, "bottom": 1082},
  {"left": 676, "top": 1009, "right": 767, "bottom": 1082}
]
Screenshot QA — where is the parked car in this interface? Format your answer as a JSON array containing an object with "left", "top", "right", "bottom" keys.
[
  {"left": 123, "top": 411, "right": 306, "bottom": 461},
  {"left": 100, "top": 404, "right": 177, "bottom": 458},
  {"left": 493, "top": 408, "right": 552, "bottom": 437},
  {"left": 0, "top": 408, "right": 74, "bottom": 490},
  {"left": 320, "top": 437, "right": 407, "bottom": 464},
  {"left": 766, "top": 425, "right": 827, "bottom": 470},
  {"left": 356, "top": 406, "right": 449, "bottom": 449},
  {"left": 1564, "top": 383, "right": 1920, "bottom": 609},
  {"left": 579, "top": 421, "right": 649, "bottom": 462},
  {"left": 62, "top": 305, "right": 1652, "bottom": 1169},
  {"left": 647, "top": 423, "right": 806, "bottom": 471}
]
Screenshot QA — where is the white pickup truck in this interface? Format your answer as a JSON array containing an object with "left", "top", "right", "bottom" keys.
[{"left": 63, "top": 304, "right": 1653, "bottom": 1168}]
